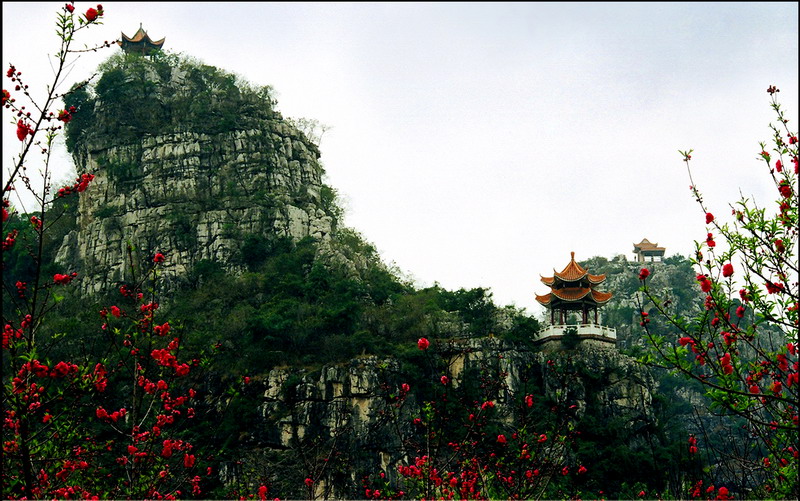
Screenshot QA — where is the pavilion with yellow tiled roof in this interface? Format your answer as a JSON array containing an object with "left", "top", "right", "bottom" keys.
[
  {"left": 534, "top": 252, "right": 616, "bottom": 347},
  {"left": 633, "top": 238, "right": 665, "bottom": 263},
  {"left": 118, "top": 24, "right": 165, "bottom": 56}
]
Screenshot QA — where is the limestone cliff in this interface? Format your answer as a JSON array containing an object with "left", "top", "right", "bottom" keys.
[
  {"left": 222, "top": 340, "right": 656, "bottom": 498},
  {"left": 57, "top": 52, "right": 337, "bottom": 294}
]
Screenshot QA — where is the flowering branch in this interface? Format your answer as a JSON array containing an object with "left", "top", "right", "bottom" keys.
[{"left": 639, "top": 86, "right": 798, "bottom": 498}]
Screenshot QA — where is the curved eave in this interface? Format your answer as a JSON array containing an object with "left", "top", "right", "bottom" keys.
[
  {"left": 587, "top": 273, "right": 607, "bottom": 284},
  {"left": 541, "top": 276, "right": 555, "bottom": 286},
  {"left": 591, "top": 290, "right": 613, "bottom": 304},
  {"left": 119, "top": 30, "right": 165, "bottom": 48},
  {"left": 551, "top": 287, "right": 592, "bottom": 301},
  {"left": 539, "top": 288, "right": 613, "bottom": 305}
]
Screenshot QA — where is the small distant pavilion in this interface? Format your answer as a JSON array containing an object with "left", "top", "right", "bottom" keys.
[
  {"left": 118, "top": 24, "right": 165, "bottom": 56},
  {"left": 633, "top": 239, "right": 665, "bottom": 263}
]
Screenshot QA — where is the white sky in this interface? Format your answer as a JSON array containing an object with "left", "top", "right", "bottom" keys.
[{"left": 3, "top": 2, "right": 799, "bottom": 317}]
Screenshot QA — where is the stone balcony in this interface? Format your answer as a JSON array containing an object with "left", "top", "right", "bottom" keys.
[{"left": 534, "top": 324, "right": 617, "bottom": 348}]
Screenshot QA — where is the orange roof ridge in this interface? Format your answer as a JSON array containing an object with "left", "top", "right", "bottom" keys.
[
  {"left": 118, "top": 24, "right": 166, "bottom": 53},
  {"left": 633, "top": 239, "right": 665, "bottom": 251},
  {"left": 553, "top": 251, "right": 588, "bottom": 281}
]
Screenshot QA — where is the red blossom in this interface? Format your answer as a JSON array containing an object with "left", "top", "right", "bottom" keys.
[
  {"left": 778, "top": 180, "right": 792, "bottom": 199},
  {"left": 775, "top": 159, "right": 783, "bottom": 172},
  {"left": 58, "top": 109, "right": 72, "bottom": 123},
  {"left": 3, "top": 230, "right": 19, "bottom": 251},
  {"left": 65, "top": 3, "right": 74, "bottom": 13},
  {"left": 722, "top": 263, "right": 734, "bottom": 277},
  {"left": 705, "top": 212, "right": 714, "bottom": 224},
  {"left": 153, "top": 252, "right": 165, "bottom": 263},
  {"left": 16, "top": 119, "right": 33, "bottom": 141},
  {"left": 496, "top": 434, "right": 506, "bottom": 444},
  {"left": 417, "top": 337, "right": 430, "bottom": 350},
  {"left": 765, "top": 281, "right": 784, "bottom": 294},
  {"left": 638, "top": 268, "right": 650, "bottom": 281},
  {"left": 706, "top": 233, "right": 716, "bottom": 248},
  {"left": 722, "top": 331, "right": 736, "bottom": 346},
  {"left": 719, "top": 353, "right": 733, "bottom": 375},
  {"left": 440, "top": 375, "right": 448, "bottom": 385},
  {"left": 2, "top": 89, "right": 9, "bottom": 106},
  {"left": 153, "top": 322, "right": 170, "bottom": 336},
  {"left": 53, "top": 273, "right": 76, "bottom": 285},
  {"left": 85, "top": 7, "right": 99, "bottom": 21},
  {"left": 697, "top": 274, "right": 712, "bottom": 293}
]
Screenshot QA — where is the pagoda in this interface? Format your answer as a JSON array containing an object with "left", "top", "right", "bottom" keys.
[
  {"left": 534, "top": 252, "right": 616, "bottom": 347},
  {"left": 633, "top": 238, "right": 665, "bottom": 263},
  {"left": 118, "top": 24, "right": 165, "bottom": 56}
]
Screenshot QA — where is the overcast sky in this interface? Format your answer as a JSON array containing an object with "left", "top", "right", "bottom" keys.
[{"left": 3, "top": 2, "right": 798, "bottom": 317}]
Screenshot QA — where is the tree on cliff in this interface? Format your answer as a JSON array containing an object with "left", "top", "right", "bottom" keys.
[{"left": 639, "top": 87, "right": 798, "bottom": 499}]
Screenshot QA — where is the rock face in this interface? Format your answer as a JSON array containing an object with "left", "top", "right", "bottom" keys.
[
  {"left": 226, "top": 340, "right": 655, "bottom": 498},
  {"left": 56, "top": 54, "right": 336, "bottom": 295},
  {"left": 57, "top": 126, "right": 332, "bottom": 294}
]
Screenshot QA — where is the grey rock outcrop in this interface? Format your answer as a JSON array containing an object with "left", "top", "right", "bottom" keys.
[
  {"left": 56, "top": 57, "right": 336, "bottom": 295},
  {"left": 225, "top": 341, "right": 655, "bottom": 498}
]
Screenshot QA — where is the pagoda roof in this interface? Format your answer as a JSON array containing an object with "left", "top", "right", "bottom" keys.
[
  {"left": 118, "top": 25, "right": 165, "bottom": 54},
  {"left": 540, "top": 252, "right": 606, "bottom": 285},
  {"left": 633, "top": 238, "right": 665, "bottom": 253},
  {"left": 535, "top": 288, "right": 612, "bottom": 306}
]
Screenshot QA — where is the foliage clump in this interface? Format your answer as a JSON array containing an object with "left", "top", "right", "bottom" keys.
[{"left": 65, "top": 51, "right": 281, "bottom": 150}]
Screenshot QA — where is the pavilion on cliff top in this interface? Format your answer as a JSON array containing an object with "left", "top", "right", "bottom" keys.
[
  {"left": 534, "top": 252, "right": 616, "bottom": 346},
  {"left": 118, "top": 24, "right": 165, "bottom": 56},
  {"left": 633, "top": 238, "right": 665, "bottom": 263}
]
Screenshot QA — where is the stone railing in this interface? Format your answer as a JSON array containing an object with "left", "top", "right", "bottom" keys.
[{"left": 535, "top": 324, "right": 617, "bottom": 340}]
